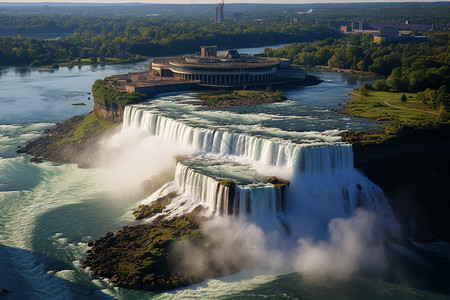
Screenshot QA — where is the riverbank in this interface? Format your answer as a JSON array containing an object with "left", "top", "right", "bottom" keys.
[
  {"left": 313, "top": 65, "right": 376, "bottom": 76},
  {"left": 341, "top": 90, "right": 442, "bottom": 144}
]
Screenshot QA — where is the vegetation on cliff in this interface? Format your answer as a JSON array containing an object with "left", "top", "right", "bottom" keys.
[
  {"left": 200, "top": 89, "right": 287, "bottom": 108},
  {"left": 92, "top": 79, "right": 148, "bottom": 109},
  {"left": 81, "top": 213, "right": 204, "bottom": 291},
  {"left": 21, "top": 112, "right": 118, "bottom": 168},
  {"left": 133, "top": 192, "right": 176, "bottom": 220}
]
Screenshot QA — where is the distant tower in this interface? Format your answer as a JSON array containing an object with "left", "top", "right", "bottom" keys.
[
  {"left": 233, "top": 12, "right": 241, "bottom": 23},
  {"left": 215, "top": 0, "right": 224, "bottom": 23}
]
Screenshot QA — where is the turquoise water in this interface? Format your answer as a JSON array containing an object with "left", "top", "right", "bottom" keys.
[{"left": 1, "top": 58, "right": 449, "bottom": 299}]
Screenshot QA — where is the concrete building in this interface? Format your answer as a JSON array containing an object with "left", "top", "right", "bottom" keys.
[
  {"left": 151, "top": 46, "right": 306, "bottom": 87},
  {"left": 341, "top": 20, "right": 450, "bottom": 34},
  {"left": 201, "top": 46, "right": 217, "bottom": 58},
  {"left": 215, "top": 1, "right": 224, "bottom": 23},
  {"left": 340, "top": 20, "right": 441, "bottom": 44}
]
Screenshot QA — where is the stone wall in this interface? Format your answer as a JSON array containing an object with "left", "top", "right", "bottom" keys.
[{"left": 125, "top": 82, "right": 199, "bottom": 94}]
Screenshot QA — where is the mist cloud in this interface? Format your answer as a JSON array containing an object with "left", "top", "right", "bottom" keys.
[{"left": 171, "top": 209, "right": 392, "bottom": 282}]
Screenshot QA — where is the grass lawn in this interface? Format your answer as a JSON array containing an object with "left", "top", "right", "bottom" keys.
[
  {"left": 58, "top": 112, "right": 117, "bottom": 144},
  {"left": 343, "top": 90, "right": 439, "bottom": 123},
  {"left": 341, "top": 90, "right": 445, "bottom": 145}
]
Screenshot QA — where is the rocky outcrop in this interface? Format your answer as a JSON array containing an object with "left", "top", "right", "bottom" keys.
[
  {"left": 94, "top": 102, "right": 124, "bottom": 123},
  {"left": 81, "top": 211, "right": 237, "bottom": 291},
  {"left": 268, "top": 176, "right": 290, "bottom": 187},
  {"left": 133, "top": 192, "right": 176, "bottom": 220},
  {"left": 20, "top": 112, "right": 118, "bottom": 168}
]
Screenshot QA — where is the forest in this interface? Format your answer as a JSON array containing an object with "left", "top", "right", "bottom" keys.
[
  {"left": 265, "top": 30, "right": 450, "bottom": 112},
  {"left": 0, "top": 17, "right": 337, "bottom": 66},
  {"left": 1, "top": 2, "right": 450, "bottom": 67}
]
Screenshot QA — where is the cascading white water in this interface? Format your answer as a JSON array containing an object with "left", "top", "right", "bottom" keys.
[
  {"left": 123, "top": 106, "right": 353, "bottom": 173},
  {"left": 125, "top": 105, "right": 394, "bottom": 227},
  {"left": 172, "top": 162, "right": 286, "bottom": 217}
]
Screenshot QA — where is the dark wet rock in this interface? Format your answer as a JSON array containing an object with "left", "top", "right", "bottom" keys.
[
  {"left": 81, "top": 211, "right": 233, "bottom": 292},
  {"left": 1, "top": 288, "right": 10, "bottom": 295},
  {"left": 133, "top": 192, "right": 176, "bottom": 220},
  {"left": 268, "top": 176, "right": 290, "bottom": 187},
  {"left": 30, "top": 157, "right": 43, "bottom": 163},
  {"left": 343, "top": 126, "right": 450, "bottom": 242},
  {"left": 16, "top": 146, "right": 25, "bottom": 154}
]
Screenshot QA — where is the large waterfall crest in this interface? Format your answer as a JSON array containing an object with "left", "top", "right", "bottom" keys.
[
  {"left": 123, "top": 106, "right": 354, "bottom": 174},
  {"left": 122, "top": 104, "right": 396, "bottom": 236}
]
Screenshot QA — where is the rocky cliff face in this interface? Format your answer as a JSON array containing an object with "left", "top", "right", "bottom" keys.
[
  {"left": 352, "top": 139, "right": 450, "bottom": 242},
  {"left": 94, "top": 102, "right": 124, "bottom": 123}
]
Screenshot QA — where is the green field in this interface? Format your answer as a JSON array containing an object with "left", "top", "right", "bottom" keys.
[
  {"left": 342, "top": 90, "right": 446, "bottom": 145},
  {"left": 343, "top": 90, "right": 440, "bottom": 123}
]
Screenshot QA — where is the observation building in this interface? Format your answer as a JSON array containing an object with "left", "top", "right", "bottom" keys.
[{"left": 150, "top": 46, "right": 306, "bottom": 88}]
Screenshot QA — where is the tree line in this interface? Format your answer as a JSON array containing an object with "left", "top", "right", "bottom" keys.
[
  {"left": 265, "top": 30, "right": 450, "bottom": 94},
  {"left": 0, "top": 15, "right": 339, "bottom": 66}
]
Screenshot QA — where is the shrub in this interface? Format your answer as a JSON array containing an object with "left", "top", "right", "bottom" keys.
[
  {"left": 92, "top": 80, "right": 148, "bottom": 109},
  {"left": 361, "top": 82, "right": 375, "bottom": 91},
  {"left": 401, "top": 94, "right": 407, "bottom": 102},
  {"left": 374, "top": 80, "right": 389, "bottom": 91}
]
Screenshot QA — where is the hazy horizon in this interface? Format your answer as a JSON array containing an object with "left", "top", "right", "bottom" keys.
[{"left": 0, "top": 0, "right": 447, "bottom": 4}]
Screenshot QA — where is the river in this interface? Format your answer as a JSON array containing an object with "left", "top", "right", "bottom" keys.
[{"left": 0, "top": 47, "right": 449, "bottom": 300}]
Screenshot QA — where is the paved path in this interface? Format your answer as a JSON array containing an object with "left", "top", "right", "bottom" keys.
[{"left": 383, "top": 99, "right": 440, "bottom": 116}]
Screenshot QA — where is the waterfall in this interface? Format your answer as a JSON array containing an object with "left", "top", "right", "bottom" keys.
[
  {"left": 123, "top": 106, "right": 353, "bottom": 174},
  {"left": 127, "top": 105, "right": 394, "bottom": 228},
  {"left": 172, "top": 162, "right": 287, "bottom": 218}
]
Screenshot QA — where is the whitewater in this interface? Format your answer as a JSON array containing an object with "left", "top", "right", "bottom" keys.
[{"left": 1, "top": 60, "right": 449, "bottom": 299}]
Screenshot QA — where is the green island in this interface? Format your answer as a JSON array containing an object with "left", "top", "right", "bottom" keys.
[
  {"left": 21, "top": 112, "right": 118, "bottom": 168},
  {"left": 200, "top": 89, "right": 287, "bottom": 108}
]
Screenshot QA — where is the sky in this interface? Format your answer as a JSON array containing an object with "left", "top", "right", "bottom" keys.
[{"left": 0, "top": 0, "right": 447, "bottom": 3}]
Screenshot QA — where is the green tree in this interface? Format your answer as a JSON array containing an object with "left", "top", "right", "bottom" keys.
[
  {"left": 374, "top": 79, "right": 389, "bottom": 91},
  {"left": 387, "top": 68, "right": 408, "bottom": 92}
]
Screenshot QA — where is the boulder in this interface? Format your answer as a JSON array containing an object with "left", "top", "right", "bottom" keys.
[{"left": 268, "top": 176, "right": 290, "bottom": 187}]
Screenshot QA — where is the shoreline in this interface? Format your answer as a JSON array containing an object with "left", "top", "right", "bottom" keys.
[{"left": 312, "top": 65, "right": 377, "bottom": 76}]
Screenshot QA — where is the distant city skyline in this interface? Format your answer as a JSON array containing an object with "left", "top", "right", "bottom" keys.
[{"left": 0, "top": 0, "right": 446, "bottom": 3}]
